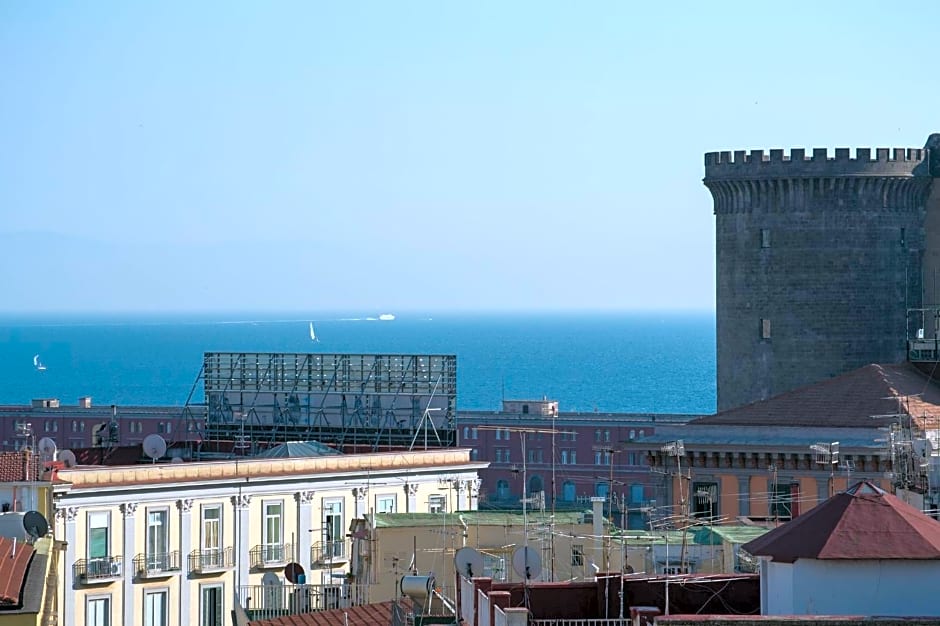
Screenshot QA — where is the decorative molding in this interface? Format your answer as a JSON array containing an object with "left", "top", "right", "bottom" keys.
[
  {"left": 176, "top": 499, "right": 194, "bottom": 513},
  {"left": 119, "top": 503, "right": 137, "bottom": 517},
  {"left": 296, "top": 490, "right": 315, "bottom": 504},
  {"left": 232, "top": 494, "right": 251, "bottom": 509}
]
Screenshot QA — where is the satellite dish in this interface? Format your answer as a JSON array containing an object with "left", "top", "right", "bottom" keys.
[
  {"left": 37, "top": 437, "right": 57, "bottom": 460},
  {"left": 142, "top": 434, "right": 168, "bottom": 462},
  {"left": 511, "top": 546, "right": 542, "bottom": 581},
  {"left": 23, "top": 510, "right": 49, "bottom": 538},
  {"left": 57, "top": 450, "right": 77, "bottom": 468},
  {"left": 284, "top": 562, "right": 305, "bottom": 584},
  {"left": 454, "top": 547, "right": 484, "bottom": 579}
]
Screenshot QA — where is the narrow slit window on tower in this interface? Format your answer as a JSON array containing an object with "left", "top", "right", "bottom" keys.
[
  {"left": 760, "top": 228, "right": 771, "bottom": 248},
  {"left": 760, "top": 318, "right": 772, "bottom": 340},
  {"left": 900, "top": 228, "right": 906, "bottom": 248}
]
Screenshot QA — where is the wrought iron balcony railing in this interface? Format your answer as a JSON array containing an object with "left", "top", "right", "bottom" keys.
[
  {"left": 310, "top": 540, "right": 347, "bottom": 567},
  {"left": 250, "top": 543, "right": 292, "bottom": 569},
  {"left": 188, "top": 547, "right": 235, "bottom": 573},
  {"left": 73, "top": 556, "right": 123, "bottom": 583},
  {"left": 133, "top": 550, "right": 182, "bottom": 578}
]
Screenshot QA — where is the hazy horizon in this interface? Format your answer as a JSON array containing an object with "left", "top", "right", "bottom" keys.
[{"left": 3, "top": 2, "right": 937, "bottom": 313}]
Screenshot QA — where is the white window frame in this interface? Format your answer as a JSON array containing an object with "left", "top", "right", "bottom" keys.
[
  {"left": 262, "top": 500, "right": 284, "bottom": 562},
  {"left": 86, "top": 594, "right": 111, "bottom": 626},
  {"left": 144, "top": 588, "right": 169, "bottom": 626},
  {"left": 428, "top": 494, "right": 446, "bottom": 514},
  {"left": 200, "top": 583, "right": 224, "bottom": 626},
  {"left": 375, "top": 494, "right": 396, "bottom": 514},
  {"left": 146, "top": 507, "right": 170, "bottom": 571},
  {"left": 201, "top": 504, "right": 222, "bottom": 567},
  {"left": 322, "top": 499, "right": 344, "bottom": 558}
]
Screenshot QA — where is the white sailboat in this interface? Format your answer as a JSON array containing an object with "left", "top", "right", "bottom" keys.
[
  {"left": 379, "top": 313, "right": 395, "bottom": 321},
  {"left": 33, "top": 354, "right": 46, "bottom": 372},
  {"left": 309, "top": 322, "right": 319, "bottom": 343}
]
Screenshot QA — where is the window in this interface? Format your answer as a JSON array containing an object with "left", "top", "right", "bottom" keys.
[
  {"left": 496, "top": 480, "right": 510, "bottom": 500},
  {"left": 87, "top": 595, "right": 111, "bottom": 626},
  {"left": 570, "top": 450, "right": 577, "bottom": 464},
  {"left": 691, "top": 482, "right": 718, "bottom": 519},
  {"left": 88, "top": 511, "right": 110, "bottom": 577},
  {"left": 663, "top": 565, "right": 691, "bottom": 575},
  {"left": 522, "top": 404, "right": 529, "bottom": 414},
  {"left": 495, "top": 429, "right": 501, "bottom": 441},
  {"left": 528, "top": 449, "right": 535, "bottom": 463},
  {"left": 201, "top": 505, "right": 221, "bottom": 567},
  {"left": 630, "top": 484, "right": 644, "bottom": 504},
  {"left": 463, "top": 427, "right": 470, "bottom": 440},
  {"left": 760, "top": 228, "right": 771, "bottom": 248},
  {"left": 471, "top": 428, "right": 478, "bottom": 439},
  {"left": 201, "top": 584, "right": 223, "bottom": 626},
  {"left": 604, "top": 430, "right": 610, "bottom": 442},
  {"left": 376, "top": 495, "right": 396, "bottom": 514},
  {"left": 562, "top": 481, "right": 576, "bottom": 501},
  {"left": 72, "top": 420, "right": 78, "bottom": 432},
  {"left": 561, "top": 450, "right": 568, "bottom": 465},
  {"left": 595, "top": 451, "right": 602, "bottom": 465},
  {"left": 428, "top": 494, "right": 446, "bottom": 513},
  {"left": 323, "top": 500, "right": 344, "bottom": 558},
  {"left": 144, "top": 589, "right": 168, "bottom": 626},
  {"left": 263, "top": 501, "right": 284, "bottom": 562},
  {"left": 629, "top": 429, "right": 636, "bottom": 440},
  {"left": 596, "top": 482, "right": 609, "bottom": 499},
  {"left": 471, "top": 448, "right": 479, "bottom": 460},
  {"left": 571, "top": 544, "right": 584, "bottom": 566},
  {"left": 595, "top": 429, "right": 601, "bottom": 442},
  {"left": 760, "top": 318, "right": 771, "bottom": 340},
  {"left": 146, "top": 509, "right": 170, "bottom": 571},
  {"left": 503, "top": 428, "right": 510, "bottom": 440}
]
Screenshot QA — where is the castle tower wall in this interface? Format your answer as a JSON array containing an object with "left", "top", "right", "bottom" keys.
[{"left": 704, "top": 147, "right": 933, "bottom": 411}]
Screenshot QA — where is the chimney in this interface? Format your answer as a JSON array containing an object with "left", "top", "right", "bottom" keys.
[{"left": 79, "top": 397, "right": 92, "bottom": 409}]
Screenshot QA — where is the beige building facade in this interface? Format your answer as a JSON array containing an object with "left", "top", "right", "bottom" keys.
[{"left": 53, "top": 448, "right": 485, "bottom": 626}]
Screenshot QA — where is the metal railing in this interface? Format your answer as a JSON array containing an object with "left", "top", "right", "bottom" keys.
[
  {"left": 530, "top": 620, "right": 632, "bottom": 626},
  {"left": 133, "top": 551, "right": 182, "bottom": 578},
  {"left": 250, "top": 543, "right": 292, "bottom": 568},
  {"left": 310, "top": 540, "right": 346, "bottom": 566},
  {"left": 189, "top": 547, "right": 235, "bottom": 573},
  {"left": 73, "top": 556, "right": 123, "bottom": 583},
  {"left": 236, "top": 582, "right": 372, "bottom": 621}
]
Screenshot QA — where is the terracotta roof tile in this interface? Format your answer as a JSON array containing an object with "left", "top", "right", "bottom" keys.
[
  {"left": 743, "top": 481, "right": 940, "bottom": 562},
  {"left": 0, "top": 452, "right": 46, "bottom": 483},
  {"left": 694, "top": 363, "right": 940, "bottom": 428},
  {"left": 0, "top": 536, "right": 34, "bottom": 607}
]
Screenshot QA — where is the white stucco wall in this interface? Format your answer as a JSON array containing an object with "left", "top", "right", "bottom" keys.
[{"left": 765, "top": 559, "right": 940, "bottom": 616}]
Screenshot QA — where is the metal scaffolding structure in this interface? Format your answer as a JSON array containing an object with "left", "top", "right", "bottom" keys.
[{"left": 184, "top": 352, "right": 457, "bottom": 452}]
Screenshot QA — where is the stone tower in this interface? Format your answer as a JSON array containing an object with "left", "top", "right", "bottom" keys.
[{"left": 704, "top": 146, "right": 933, "bottom": 411}]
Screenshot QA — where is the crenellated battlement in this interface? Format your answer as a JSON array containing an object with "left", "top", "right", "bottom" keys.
[{"left": 704, "top": 147, "right": 930, "bottom": 180}]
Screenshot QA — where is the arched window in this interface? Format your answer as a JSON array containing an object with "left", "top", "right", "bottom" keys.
[
  {"left": 528, "top": 475, "right": 543, "bottom": 496},
  {"left": 463, "top": 427, "right": 470, "bottom": 440},
  {"left": 496, "top": 480, "right": 510, "bottom": 500}
]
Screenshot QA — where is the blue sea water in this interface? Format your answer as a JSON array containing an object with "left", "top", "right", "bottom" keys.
[{"left": 0, "top": 312, "right": 716, "bottom": 414}]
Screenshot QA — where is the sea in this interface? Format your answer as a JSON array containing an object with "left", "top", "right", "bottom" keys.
[{"left": 0, "top": 312, "right": 716, "bottom": 415}]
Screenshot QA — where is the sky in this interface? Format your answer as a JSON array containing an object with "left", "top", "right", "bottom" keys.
[{"left": 2, "top": 1, "right": 939, "bottom": 314}]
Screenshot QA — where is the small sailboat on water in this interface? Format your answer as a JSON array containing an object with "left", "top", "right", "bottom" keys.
[
  {"left": 309, "top": 322, "right": 319, "bottom": 343},
  {"left": 33, "top": 354, "right": 46, "bottom": 372}
]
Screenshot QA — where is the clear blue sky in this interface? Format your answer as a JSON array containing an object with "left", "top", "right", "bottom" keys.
[{"left": 2, "top": 1, "right": 937, "bottom": 313}]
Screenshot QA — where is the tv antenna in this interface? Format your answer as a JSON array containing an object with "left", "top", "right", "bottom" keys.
[{"left": 143, "top": 434, "right": 168, "bottom": 463}]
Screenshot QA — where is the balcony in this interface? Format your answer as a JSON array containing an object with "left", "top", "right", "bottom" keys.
[
  {"left": 73, "top": 556, "right": 123, "bottom": 584},
  {"left": 236, "top": 582, "right": 371, "bottom": 622},
  {"left": 250, "top": 543, "right": 292, "bottom": 569},
  {"left": 189, "top": 547, "right": 235, "bottom": 574},
  {"left": 133, "top": 551, "right": 182, "bottom": 579},
  {"left": 310, "top": 540, "right": 348, "bottom": 568}
]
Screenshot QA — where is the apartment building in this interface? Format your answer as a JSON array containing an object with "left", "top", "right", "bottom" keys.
[{"left": 53, "top": 447, "right": 485, "bottom": 626}]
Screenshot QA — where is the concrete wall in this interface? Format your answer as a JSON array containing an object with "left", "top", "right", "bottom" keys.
[
  {"left": 704, "top": 147, "right": 933, "bottom": 411},
  {"left": 767, "top": 558, "right": 940, "bottom": 616}
]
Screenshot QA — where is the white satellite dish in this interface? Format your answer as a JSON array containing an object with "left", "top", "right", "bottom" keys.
[
  {"left": 454, "top": 547, "right": 484, "bottom": 579},
  {"left": 37, "top": 437, "right": 57, "bottom": 460},
  {"left": 511, "top": 546, "right": 542, "bottom": 581},
  {"left": 142, "top": 434, "right": 167, "bottom": 462},
  {"left": 57, "top": 450, "right": 77, "bottom": 468}
]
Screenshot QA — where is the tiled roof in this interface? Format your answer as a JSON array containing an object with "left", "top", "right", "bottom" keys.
[
  {"left": 743, "top": 481, "right": 940, "bottom": 562},
  {"left": 248, "top": 598, "right": 410, "bottom": 626},
  {"left": 0, "top": 536, "right": 34, "bottom": 607},
  {"left": 0, "top": 452, "right": 46, "bottom": 483},
  {"left": 693, "top": 363, "right": 940, "bottom": 428}
]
